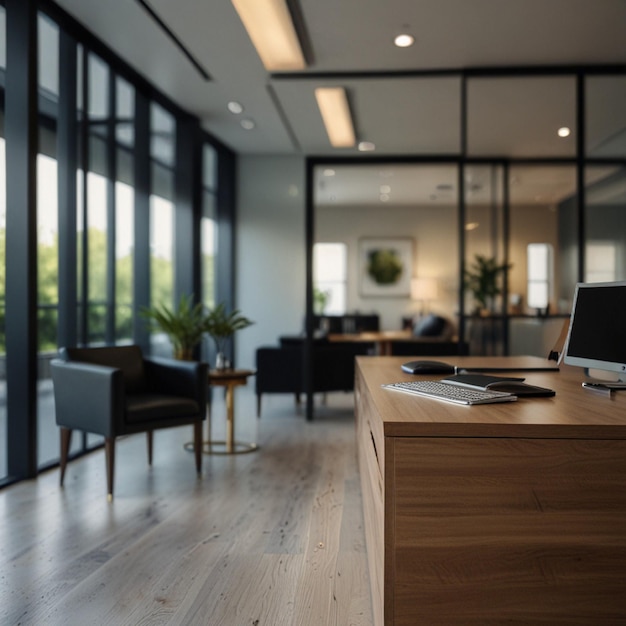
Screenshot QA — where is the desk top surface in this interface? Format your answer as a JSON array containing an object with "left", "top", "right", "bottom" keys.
[{"left": 356, "top": 356, "right": 626, "bottom": 439}]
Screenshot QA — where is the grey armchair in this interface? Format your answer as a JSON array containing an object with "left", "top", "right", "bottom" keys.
[{"left": 51, "top": 345, "right": 208, "bottom": 500}]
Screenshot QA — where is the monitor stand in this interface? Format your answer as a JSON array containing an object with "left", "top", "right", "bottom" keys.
[{"left": 583, "top": 368, "right": 626, "bottom": 388}]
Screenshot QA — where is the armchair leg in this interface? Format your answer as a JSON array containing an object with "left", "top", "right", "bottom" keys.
[
  {"left": 59, "top": 428, "right": 72, "bottom": 487},
  {"left": 146, "top": 430, "right": 153, "bottom": 466},
  {"left": 257, "top": 394, "right": 262, "bottom": 418},
  {"left": 193, "top": 421, "right": 202, "bottom": 475},
  {"left": 105, "top": 437, "right": 115, "bottom": 501}
]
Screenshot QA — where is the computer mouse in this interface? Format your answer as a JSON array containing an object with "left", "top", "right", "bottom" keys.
[{"left": 401, "top": 360, "right": 456, "bottom": 375}]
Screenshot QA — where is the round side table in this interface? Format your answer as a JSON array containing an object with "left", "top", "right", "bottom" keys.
[{"left": 191, "top": 368, "right": 257, "bottom": 455}]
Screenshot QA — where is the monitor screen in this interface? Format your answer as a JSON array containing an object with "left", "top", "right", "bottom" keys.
[{"left": 563, "top": 281, "right": 626, "bottom": 380}]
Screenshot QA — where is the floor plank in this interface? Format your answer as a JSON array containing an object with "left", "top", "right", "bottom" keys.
[{"left": 0, "top": 389, "right": 373, "bottom": 626}]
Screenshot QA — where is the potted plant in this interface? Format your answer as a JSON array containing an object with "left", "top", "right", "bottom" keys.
[
  {"left": 313, "top": 287, "right": 330, "bottom": 314},
  {"left": 204, "top": 302, "right": 254, "bottom": 370},
  {"left": 464, "top": 254, "right": 512, "bottom": 314},
  {"left": 140, "top": 293, "right": 206, "bottom": 360}
]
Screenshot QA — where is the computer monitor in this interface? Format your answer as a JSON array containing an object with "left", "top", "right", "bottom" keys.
[{"left": 563, "top": 280, "right": 626, "bottom": 381}]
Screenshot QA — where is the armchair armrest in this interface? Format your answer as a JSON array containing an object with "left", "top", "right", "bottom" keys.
[
  {"left": 144, "top": 357, "right": 208, "bottom": 411},
  {"left": 50, "top": 359, "right": 124, "bottom": 437}
]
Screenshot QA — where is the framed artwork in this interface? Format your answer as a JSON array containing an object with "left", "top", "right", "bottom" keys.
[{"left": 359, "top": 237, "right": 413, "bottom": 297}]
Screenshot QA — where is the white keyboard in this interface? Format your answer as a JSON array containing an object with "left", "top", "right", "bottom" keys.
[{"left": 382, "top": 380, "right": 518, "bottom": 405}]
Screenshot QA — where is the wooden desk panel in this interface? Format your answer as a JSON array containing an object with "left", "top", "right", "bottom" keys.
[{"left": 356, "top": 357, "right": 626, "bottom": 625}]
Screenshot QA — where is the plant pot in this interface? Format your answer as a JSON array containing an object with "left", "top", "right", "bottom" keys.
[{"left": 215, "top": 352, "right": 227, "bottom": 370}]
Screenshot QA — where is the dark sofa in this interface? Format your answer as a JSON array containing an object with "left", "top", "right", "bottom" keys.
[
  {"left": 255, "top": 336, "right": 373, "bottom": 417},
  {"left": 391, "top": 313, "right": 468, "bottom": 356}
]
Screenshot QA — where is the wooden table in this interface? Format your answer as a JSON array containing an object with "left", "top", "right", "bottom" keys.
[
  {"left": 355, "top": 356, "right": 626, "bottom": 625},
  {"left": 328, "top": 330, "right": 413, "bottom": 355},
  {"left": 187, "top": 368, "right": 257, "bottom": 455}
]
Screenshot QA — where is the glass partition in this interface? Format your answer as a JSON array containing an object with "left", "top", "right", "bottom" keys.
[
  {"left": 586, "top": 76, "right": 626, "bottom": 159},
  {"left": 314, "top": 163, "right": 459, "bottom": 332},
  {"left": 509, "top": 165, "right": 576, "bottom": 315},
  {"left": 463, "top": 164, "right": 506, "bottom": 354},
  {"left": 584, "top": 166, "right": 626, "bottom": 282}
]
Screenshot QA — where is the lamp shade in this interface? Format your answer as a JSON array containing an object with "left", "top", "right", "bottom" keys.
[{"left": 411, "top": 277, "right": 438, "bottom": 301}]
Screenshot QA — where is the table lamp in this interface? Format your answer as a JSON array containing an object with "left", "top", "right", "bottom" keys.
[{"left": 411, "top": 277, "right": 438, "bottom": 317}]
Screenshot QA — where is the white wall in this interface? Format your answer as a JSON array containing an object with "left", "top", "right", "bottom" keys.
[{"left": 235, "top": 155, "right": 306, "bottom": 369}]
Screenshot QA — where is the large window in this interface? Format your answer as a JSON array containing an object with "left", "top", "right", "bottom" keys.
[
  {"left": 150, "top": 104, "right": 175, "bottom": 303},
  {"left": 0, "top": 5, "right": 6, "bottom": 481},
  {"left": 201, "top": 143, "right": 217, "bottom": 309},
  {"left": 313, "top": 242, "right": 347, "bottom": 315},
  {"left": 0, "top": 4, "right": 234, "bottom": 487},
  {"left": 0, "top": 135, "right": 5, "bottom": 480},
  {"left": 37, "top": 13, "right": 60, "bottom": 468},
  {"left": 527, "top": 243, "right": 553, "bottom": 311}
]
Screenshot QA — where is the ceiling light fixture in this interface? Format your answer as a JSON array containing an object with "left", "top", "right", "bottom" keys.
[
  {"left": 358, "top": 141, "right": 376, "bottom": 152},
  {"left": 380, "top": 184, "right": 391, "bottom": 194},
  {"left": 557, "top": 126, "right": 571, "bottom": 138},
  {"left": 315, "top": 87, "right": 356, "bottom": 148},
  {"left": 394, "top": 33, "right": 414, "bottom": 48},
  {"left": 231, "top": 0, "right": 306, "bottom": 70},
  {"left": 240, "top": 118, "right": 256, "bottom": 130},
  {"left": 227, "top": 101, "right": 244, "bottom": 114}
]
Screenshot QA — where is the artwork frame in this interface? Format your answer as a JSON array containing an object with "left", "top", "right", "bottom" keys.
[{"left": 359, "top": 237, "right": 414, "bottom": 297}]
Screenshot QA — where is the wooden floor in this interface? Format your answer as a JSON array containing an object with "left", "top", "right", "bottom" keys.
[{"left": 0, "top": 389, "right": 373, "bottom": 626}]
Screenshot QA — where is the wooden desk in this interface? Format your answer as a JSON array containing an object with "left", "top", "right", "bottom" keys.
[{"left": 355, "top": 356, "right": 626, "bottom": 625}]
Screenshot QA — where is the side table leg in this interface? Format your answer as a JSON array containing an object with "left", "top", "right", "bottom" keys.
[
  {"left": 226, "top": 384, "right": 235, "bottom": 453},
  {"left": 206, "top": 399, "right": 212, "bottom": 445}
]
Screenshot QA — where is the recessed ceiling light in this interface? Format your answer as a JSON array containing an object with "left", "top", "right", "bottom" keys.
[
  {"left": 465, "top": 222, "right": 479, "bottom": 231},
  {"left": 240, "top": 118, "right": 256, "bottom": 130},
  {"left": 380, "top": 194, "right": 390, "bottom": 202},
  {"left": 227, "top": 101, "right": 244, "bottom": 114},
  {"left": 557, "top": 126, "right": 571, "bottom": 138},
  {"left": 358, "top": 141, "right": 376, "bottom": 152},
  {"left": 380, "top": 184, "right": 391, "bottom": 194},
  {"left": 394, "top": 34, "right": 414, "bottom": 48}
]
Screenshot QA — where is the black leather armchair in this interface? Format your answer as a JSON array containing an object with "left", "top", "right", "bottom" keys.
[
  {"left": 255, "top": 337, "right": 371, "bottom": 417},
  {"left": 51, "top": 345, "right": 208, "bottom": 500}
]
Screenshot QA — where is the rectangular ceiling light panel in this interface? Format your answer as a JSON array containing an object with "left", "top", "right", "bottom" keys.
[
  {"left": 315, "top": 87, "right": 356, "bottom": 148},
  {"left": 231, "top": 0, "right": 306, "bottom": 71}
]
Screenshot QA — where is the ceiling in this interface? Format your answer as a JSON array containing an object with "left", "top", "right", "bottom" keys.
[{"left": 52, "top": 0, "right": 626, "bottom": 204}]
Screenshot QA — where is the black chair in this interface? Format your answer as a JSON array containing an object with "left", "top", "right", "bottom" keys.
[
  {"left": 255, "top": 345, "right": 303, "bottom": 417},
  {"left": 255, "top": 338, "right": 371, "bottom": 417},
  {"left": 51, "top": 345, "right": 208, "bottom": 500}
]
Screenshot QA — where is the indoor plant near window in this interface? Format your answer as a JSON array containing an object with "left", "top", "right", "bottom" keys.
[
  {"left": 464, "top": 254, "right": 512, "bottom": 314},
  {"left": 313, "top": 287, "right": 331, "bottom": 315},
  {"left": 140, "top": 293, "right": 207, "bottom": 360},
  {"left": 204, "top": 302, "right": 254, "bottom": 370}
]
